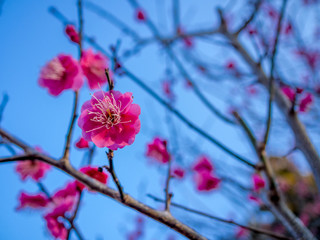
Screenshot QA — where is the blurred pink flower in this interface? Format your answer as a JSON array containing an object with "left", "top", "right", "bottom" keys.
[
  {"left": 146, "top": 137, "right": 170, "bottom": 164},
  {"left": 195, "top": 170, "right": 220, "bottom": 192},
  {"left": 299, "top": 93, "right": 313, "bottom": 112},
  {"left": 78, "top": 90, "right": 141, "bottom": 150},
  {"left": 177, "top": 26, "right": 194, "bottom": 48},
  {"left": 77, "top": 166, "right": 108, "bottom": 191},
  {"left": 75, "top": 137, "right": 89, "bottom": 149},
  {"left": 44, "top": 214, "right": 68, "bottom": 240},
  {"left": 252, "top": 173, "right": 265, "bottom": 192},
  {"left": 162, "top": 81, "right": 174, "bottom": 99},
  {"left": 38, "top": 54, "right": 83, "bottom": 96},
  {"left": 65, "top": 25, "right": 80, "bottom": 44},
  {"left": 80, "top": 49, "right": 109, "bottom": 90},
  {"left": 16, "top": 147, "right": 51, "bottom": 181},
  {"left": 172, "top": 167, "right": 185, "bottom": 179},
  {"left": 248, "top": 193, "right": 261, "bottom": 205},
  {"left": 193, "top": 156, "right": 214, "bottom": 173},
  {"left": 281, "top": 86, "right": 296, "bottom": 102},
  {"left": 16, "top": 192, "right": 49, "bottom": 210},
  {"left": 135, "top": 8, "right": 146, "bottom": 21}
]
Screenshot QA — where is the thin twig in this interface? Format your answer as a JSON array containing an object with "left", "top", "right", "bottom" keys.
[
  {"left": 263, "top": 0, "right": 288, "bottom": 146},
  {"left": 106, "top": 150, "right": 125, "bottom": 202},
  {"left": 0, "top": 93, "right": 8, "bottom": 126},
  {"left": 234, "top": 0, "right": 262, "bottom": 35},
  {"left": 62, "top": 91, "right": 79, "bottom": 163},
  {"left": 61, "top": 0, "right": 83, "bottom": 163},
  {"left": 147, "top": 194, "right": 292, "bottom": 240},
  {"left": 164, "top": 155, "right": 173, "bottom": 212}
]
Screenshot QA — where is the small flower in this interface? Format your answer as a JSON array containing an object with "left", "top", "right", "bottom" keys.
[
  {"left": 52, "top": 181, "right": 80, "bottom": 212},
  {"left": 135, "top": 8, "right": 146, "bottom": 21},
  {"left": 77, "top": 166, "right": 108, "bottom": 191},
  {"left": 44, "top": 214, "right": 68, "bottom": 240},
  {"left": 193, "top": 156, "right": 214, "bottom": 173},
  {"left": 75, "top": 137, "right": 89, "bottom": 149},
  {"left": 78, "top": 90, "right": 141, "bottom": 150},
  {"left": 146, "top": 137, "right": 170, "bottom": 164},
  {"left": 172, "top": 167, "right": 185, "bottom": 179},
  {"left": 16, "top": 192, "right": 49, "bottom": 210},
  {"left": 16, "top": 147, "right": 51, "bottom": 181},
  {"left": 281, "top": 86, "right": 296, "bottom": 101},
  {"left": 162, "top": 81, "right": 174, "bottom": 100},
  {"left": 281, "top": 86, "right": 313, "bottom": 112},
  {"left": 65, "top": 25, "right": 80, "bottom": 44},
  {"left": 38, "top": 54, "right": 83, "bottom": 96},
  {"left": 248, "top": 193, "right": 261, "bottom": 205},
  {"left": 195, "top": 170, "right": 220, "bottom": 191},
  {"left": 177, "top": 26, "right": 194, "bottom": 48},
  {"left": 299, "top": 93, "right": 313, "bottom": 112},
  {"left": 80, "top": 49, "right": 110, "bottom": 90},
  {"left": 252, "top": 173, "right": 265, "bottom": 192}
]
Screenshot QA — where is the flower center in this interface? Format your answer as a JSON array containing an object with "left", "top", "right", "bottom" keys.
[
  {"left": 41, "top": 58, "right": 65, "bottom": 81},
  {"left": 86, "top": 92, "right": 131, "bottom": 132}
]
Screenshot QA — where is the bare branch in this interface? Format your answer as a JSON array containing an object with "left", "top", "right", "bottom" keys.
[
  {"left": 148, "top": 194, "right": 292, "bottom": 240},
  {"left": 263, "top": 0, "right": 288, "bottom": 146}
]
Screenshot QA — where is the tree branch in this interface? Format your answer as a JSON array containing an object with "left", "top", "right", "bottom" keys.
[
  {"left": 0, "top": 129, "right": 208, "bottom": 240},
  {"left": 148, "top": 194, "right": 292, "bottom": 240}
]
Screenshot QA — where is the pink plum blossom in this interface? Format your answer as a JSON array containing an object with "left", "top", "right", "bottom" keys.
[
  {"left": 38, "top": 54, "right": 83, "bottom": 96},
  {"left": 195, "top": 170, "right": 220, "bottom": 191},
  {"left": 16, "top": 192, "right": 49, "bottom": 210},
  {"left": 75, "top": 137, "right": 89, "bottom": 149},
  {"left": 193, "top": 156, "right": 214, "bottom": 173},
  {"left": 44, "top": 214, "right": 68, "bottom": 240},
  {"left": 299, "top": 93, "right": 313, "bottom": 112},
  {"left": 78, "top": 90, "right": 141, "bottom": 150},
  {"left": 281, "top": 86, "right": 296, "bottom": 101},
  {"left": 16, "top": 147, "right": 51, "bottom": 181},
  {"left": 80, "top": 49, "right": 109, "bottom": 89},
  {"left": 252, "top": 173, "right": 265, "bottom": 192},
  {"left": 248, "top": 193, "right": 262, "bottom": 205},
  {"left": 65, "top": 25, "right": 80, "bottom": 44},
  {"left": 281, "top": 86, "right": 313, "bottom": 112},
  {"left": 52, "top": 181, "right": 79, "bottom": 211},
  {"left": 177, "top": 26, "right": 194, "bottom": 48},
  {"left": 172, "top": 167, "right": 185, "bottom": 179},
  {"left": 77, "top": 166, "right": 108, "bottom": 190},
  {"left": 135, "top": 8, "right": 146, "bottom": 21},
  {"left": 146, "top": 137, "right": 171, "bottom": 164}
]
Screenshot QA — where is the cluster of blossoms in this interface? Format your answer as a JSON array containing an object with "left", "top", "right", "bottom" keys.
[
  {"left": 38, "top": 47, "right": 109, "bottom": 95},
  {"left": 39, "top": 25, "right": 110, "bottom": 96},
  {"left": 193, "top": 156, "right": 220, "bottom": 192},
  {"left": 16, "top": 158, "right": 108, "bottom": 240},
  {"left": 38, "top": 25, "right": 142, "bottom": 150}
]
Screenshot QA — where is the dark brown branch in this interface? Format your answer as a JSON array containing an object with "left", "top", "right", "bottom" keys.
[
  {"left": 67, "top": 192, "right": 83, "bottom": 240},
  {"left": 147, "top": 194, "right": 292, "bottom": 240}
]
